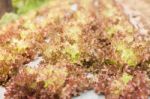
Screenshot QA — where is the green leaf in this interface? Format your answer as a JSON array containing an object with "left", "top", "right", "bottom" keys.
[
  {"left": 65, "top": 44, "right": 80, "bottom": 63},
  {"left": 115, "top": 42, "right": 138, "bottom": 66},
  {"left": 121, "top": 73, "right": 133, "bottom": 84}
]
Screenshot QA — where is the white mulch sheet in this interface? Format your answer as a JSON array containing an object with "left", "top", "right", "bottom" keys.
[
  {"left": 73, "top": 90, "right": 104, "bottom": 99},
  {"left": 0, "top": 87, "right": 6, "bottom": 99}
]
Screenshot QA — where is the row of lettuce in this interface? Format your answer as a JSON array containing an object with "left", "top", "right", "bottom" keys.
[{"left": 0, "top": 0, "right": 149, "bottom": 98}]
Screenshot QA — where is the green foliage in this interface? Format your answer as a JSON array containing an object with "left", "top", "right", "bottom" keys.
[
  {"left": 0, "top": 0, "right": 49, "bottom": 27},
  {"left": 12, "top": 0, "right": 49, "bottom": 14},
  {"left": 11, "top": 39, "right": 30, "bottom": 53},
  {"left": 66, "top": 26, "right": 81, "bottom": 42},
  {"left": 115, "top": 42, "right": 138, "bottom": 66},
  {"left": 121, "top": 73, "right": 133, "bottom": 84},
  {"left": 106, "top": 23, "right": 134, "bottom": 38},
  {"left": 26, "top": 65, "right": 68, "bottom": 88},
  {"left": 65, "top": 44, "right": 80, "bottom": 63},
  {"left": 0, "top": 13, "right": 18, "bottom": 27},
  {"left": 106, "top": 24, "right": 124, "bottom": 37},
  {"left": 111, "top": 73, "right": 133, "bottom": 95},
  {"left": 23, "top": 20, "right": 36, "bottom": 30}
]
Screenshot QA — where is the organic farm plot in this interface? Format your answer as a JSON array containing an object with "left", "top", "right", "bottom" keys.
[{"left": 0, "top": 0, "right": 150, "bottom": 99}]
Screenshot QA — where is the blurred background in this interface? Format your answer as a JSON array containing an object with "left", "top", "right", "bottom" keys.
[
  {"left": 0, "top": 0, "right": 150, "bottom": 30},
  {"left": 0, "top": 0, "right": 49, "bottom": 27},
  {"left": 0, "top": 0, "right": 49, "bottom": 16}
]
